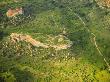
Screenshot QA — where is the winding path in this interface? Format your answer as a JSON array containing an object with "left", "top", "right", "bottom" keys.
[{"left": 67, "top": 7, "right": 110, "bottom": 71}]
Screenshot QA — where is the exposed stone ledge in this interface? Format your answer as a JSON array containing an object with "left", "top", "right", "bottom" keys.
[{"left": 10, "top": 33, "right": 72, "bottom": 50}]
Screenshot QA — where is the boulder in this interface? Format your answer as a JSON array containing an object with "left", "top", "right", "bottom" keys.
[{"left": 6, "top": 7, "right": 23, "bottom": 17}]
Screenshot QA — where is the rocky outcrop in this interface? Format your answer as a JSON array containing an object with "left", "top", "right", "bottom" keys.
[
  {"left": 10, "top": 33, "right": 72, "bottom": 50},
  {"left": 6, "top": 7, "right": 23, "bottom": 17},
  {"left": 10, "top": 33, "right": 48, "bottom": 48}
]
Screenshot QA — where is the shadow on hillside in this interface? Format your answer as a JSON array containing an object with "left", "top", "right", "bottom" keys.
[
  {"left": 0, "top": 67, "right": 35, "bottom": 82},
  {"left": 0, "top": 31, "right": 9, "bottom": 40},
  {"left": 23, "top": 0, "right": 64, "bottom": 15}
]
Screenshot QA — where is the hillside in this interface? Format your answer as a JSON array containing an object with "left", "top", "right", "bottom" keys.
[{"left": 0, "top": 0, "right": 110, "bottom": 82}]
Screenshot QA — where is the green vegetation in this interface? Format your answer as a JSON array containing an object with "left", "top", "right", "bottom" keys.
[{"left": 0, "top": 0, "right": 110, "bottom": 82}]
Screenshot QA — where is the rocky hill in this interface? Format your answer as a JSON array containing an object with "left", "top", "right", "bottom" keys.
[{"left": 0, "top": 0, "right": 110, "bottom": 82}]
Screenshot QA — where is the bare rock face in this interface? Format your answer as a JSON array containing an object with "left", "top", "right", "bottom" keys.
[
  {"left": 96, "top": 0, "right": 110, "bottom": 8},
  {"left": 10, "top": 33, "right": 48, "bottom": 48},
  {"left": 6, "top": 7, "right": 23, "bottom": 18},
  {"left": 10, "top": 33, "right": 72, "bottom": 50}
]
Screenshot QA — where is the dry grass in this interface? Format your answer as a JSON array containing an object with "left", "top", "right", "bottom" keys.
[{"left": 96, "top": 0, "right": 110, "bottom": 8}]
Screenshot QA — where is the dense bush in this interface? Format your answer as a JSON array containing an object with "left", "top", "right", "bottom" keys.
[{"left": 0, "top": 0, "right": 110, "bottom": 82}]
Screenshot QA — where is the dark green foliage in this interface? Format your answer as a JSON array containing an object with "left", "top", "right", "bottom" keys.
[{"left": 0, "top": 0, "right": 110, "bottom": 82}]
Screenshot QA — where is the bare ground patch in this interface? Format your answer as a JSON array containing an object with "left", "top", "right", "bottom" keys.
[{"left": 10, "top": 33, "right": 72, "bottom": 50}]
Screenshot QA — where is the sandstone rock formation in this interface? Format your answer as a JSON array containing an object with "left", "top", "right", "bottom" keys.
[
  {"left": 6, "top": 7, "right": 23, "bottom": 17},
  {"left": 10, "top": 33, "right": 72, "bottom": 50},
  {"left": 10, "top": 33, "right": 48, "bottom": 48}
]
